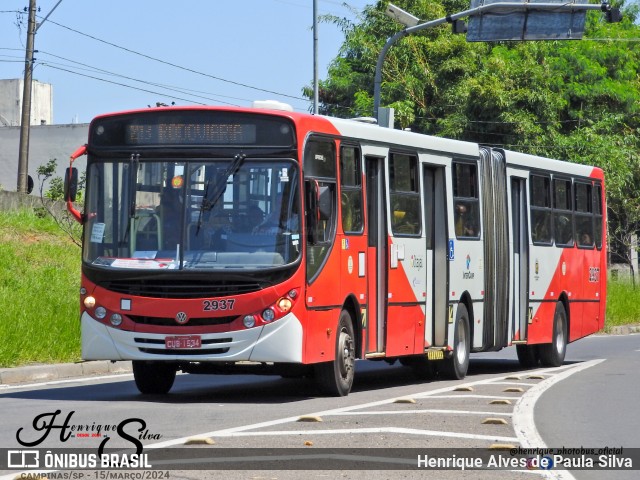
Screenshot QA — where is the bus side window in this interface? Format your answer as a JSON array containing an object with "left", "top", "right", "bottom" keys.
[
  {"left": 593, "top": 183, "right": 603, "bottom": 249},
  {"left": 553, "top": 178, "right": 573, "bottom": 247},
  {"left": 575, "top": 182, "right": 594, "bottom": 248},
  {"left": 530, "top": 174, "right": 552, "bottom": 245},
  {"left": 452, "top": 161, "right": 480, "bottom": 239}
]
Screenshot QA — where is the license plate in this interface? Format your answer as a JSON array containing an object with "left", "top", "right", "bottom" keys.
[{"left": 165, "top": 335, "right": 202, "bottom": 349}]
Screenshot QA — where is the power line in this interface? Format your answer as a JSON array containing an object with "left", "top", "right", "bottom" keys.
[
  {"left": 41, "top": 17, "right": 309, "bottom": 102},
  {"left": 37, "top": 50, "right": 250, "bottom": 105}
]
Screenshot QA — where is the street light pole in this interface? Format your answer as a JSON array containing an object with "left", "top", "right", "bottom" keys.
[
  {"left": 313, "top": 0, "right": 319, "bottom": 114},
  {"left": 16, "top": 0, "right": 37, "bottom": 193}
]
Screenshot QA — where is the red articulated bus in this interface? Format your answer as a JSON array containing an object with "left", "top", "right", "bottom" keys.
[{"left": 65, "top": 102, "right": 606, "bottom": 396}]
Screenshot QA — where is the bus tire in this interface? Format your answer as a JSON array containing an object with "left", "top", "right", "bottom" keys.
[
  {"left": 441, "top": 304, "right": 470, "bottom": 380},
  {"left": 315, "top": 310, "right": 355, "bottom": 396},
  {"left": 539, "top": 302, "right": 567, "bottom": 367},
  {"left": 516, "top": 344, "right": 539, "bottom": 368},
  {"left": 132, "top": 361, "right": 176, "bottom": 394}
]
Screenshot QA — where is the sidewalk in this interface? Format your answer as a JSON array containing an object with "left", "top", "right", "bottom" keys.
[{"left": 0, "top": 360, "right": 132, "bottom": 386}]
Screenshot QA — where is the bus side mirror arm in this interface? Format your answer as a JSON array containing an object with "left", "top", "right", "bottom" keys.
[{"left": 66, "top": 145, "right": 87, "bottom": 224}]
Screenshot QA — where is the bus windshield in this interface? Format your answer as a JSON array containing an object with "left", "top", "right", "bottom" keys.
[{"left": 83, "top": 158, "right": 301, "bottom": 270}]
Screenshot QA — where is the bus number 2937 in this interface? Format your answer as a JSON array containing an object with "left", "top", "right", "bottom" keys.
[{"left": 203, "top": 299, "right": 236, "bottom": 311}]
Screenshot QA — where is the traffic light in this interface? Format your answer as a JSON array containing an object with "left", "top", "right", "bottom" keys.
[{"left": 602, "top": 4, "right": 622, "bottom": 23}]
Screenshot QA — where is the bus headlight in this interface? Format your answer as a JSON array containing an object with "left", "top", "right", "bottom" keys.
[
  {"left": 262, "top": 308, "right": 275, "bottom": 323},
  {"left": 243, "top": 315, "right": 256, "bottom": 328},
  {"left": 110, "top": 314, "right": 123, "bottom": 326},
  {"left": 95, "top": 307, "right": 107, "bottom": 319}
]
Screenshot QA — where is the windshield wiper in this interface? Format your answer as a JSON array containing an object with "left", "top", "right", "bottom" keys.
[{"left": 195, "top": 153, "right": 246, "bottom": 236}]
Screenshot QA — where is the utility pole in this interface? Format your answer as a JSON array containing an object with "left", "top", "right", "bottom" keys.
[
  {"left": 17, "top": 0, "right": 37, "bottom": 193},
  {"left": 312, "top": 0, "right": 319, "bottom": 114}
]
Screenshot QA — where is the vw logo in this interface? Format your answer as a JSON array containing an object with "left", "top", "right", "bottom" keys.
[{"left": 175, "top": 312, "right": 189, "bottom": 325}]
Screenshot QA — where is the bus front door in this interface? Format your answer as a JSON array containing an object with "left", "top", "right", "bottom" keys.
[
  {"left": 365, "top": 156, "right": 387, "bottom": 354},
  {"left": 423, "top": 166, "right": 448, "bottom": 347}
]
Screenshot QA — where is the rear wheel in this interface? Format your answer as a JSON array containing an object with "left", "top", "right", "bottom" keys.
[
  {"left": 132, "top": 361, "right": 176, "bottom": 394},
  {"left": 539, "top": 301, "right": 567, "bottom": 367},
  {"left": 441, "top": 304, "right": 470, "bottom": 380},
  {"left": 516, "top": 344, "right": 539, "bottom": 368},
  {"left": 315, "top": 310, "right": 356, "bottom": 396}
]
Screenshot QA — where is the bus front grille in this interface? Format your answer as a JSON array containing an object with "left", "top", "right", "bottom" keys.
[{"left": 103, "top": 279, "right": 262, "bottom": 299}]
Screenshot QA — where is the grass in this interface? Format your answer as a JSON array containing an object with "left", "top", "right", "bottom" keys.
[
  {"left": 0, "top": 209, "right": 81, "bottom": 367},
  {"left": 0, "top": 209, "right": 637, "bottom": 367},
  {"left": 605, "top": 278, "right": 640, "bottom": 330}
]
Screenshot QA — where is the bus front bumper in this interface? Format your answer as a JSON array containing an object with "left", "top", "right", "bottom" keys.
[{"left": 81, "top": 311, "right": 303, "bottom": 363}]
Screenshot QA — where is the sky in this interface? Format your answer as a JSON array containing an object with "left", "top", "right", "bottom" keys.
[{"left": 0, "top": 0, "right": 372, "bottom": 125}]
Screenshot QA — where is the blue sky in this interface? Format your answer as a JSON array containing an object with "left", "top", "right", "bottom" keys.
[{"left": 0, "top": 0, "right": 371, "bottom": 124}]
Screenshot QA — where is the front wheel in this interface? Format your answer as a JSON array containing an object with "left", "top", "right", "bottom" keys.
[
  {"left": 538, "top": 302, "right": 567, "bottom": 367},
  {"left": 315, "top": 310, "right": 356, "bottom": 396},
  {"left": 132, "top": 361, "right": 176, "bottom": 394},
  {"left": 441, "top": 304, "right": 471, "bottom": 380}
]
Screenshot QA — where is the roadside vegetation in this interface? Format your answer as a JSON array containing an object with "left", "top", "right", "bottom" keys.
[
  {"left": 0, "top": 208, "right": 637, "bottom": 367},
  {"left": 0, "top": 209, "right": 81, "bottom": 367}
]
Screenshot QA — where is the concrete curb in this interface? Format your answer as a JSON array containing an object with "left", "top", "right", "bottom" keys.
[
  {"left": 0, "top": 361, "right": 132, "bottom": 386},
  {"left": 607, "top": 324, "right": 640, "bottom": 335}
]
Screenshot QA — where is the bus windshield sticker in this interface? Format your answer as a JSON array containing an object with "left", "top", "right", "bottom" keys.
[
  {"left": 110, "top": 258, "right": 175, "bottom": 269},
  {"left": 90, "top": 223, "right": 105, "bottom": 243}
]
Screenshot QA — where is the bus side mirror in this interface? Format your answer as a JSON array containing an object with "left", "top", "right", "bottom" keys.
[
  {"left": 318, "top": 185, "right": 331, "bottom": 220},
  {"left": 305, "top": 179, "right": 319, "bottom": 244},
  {"left": 64, "top": 167, "right": 78, "bottom": 202}
]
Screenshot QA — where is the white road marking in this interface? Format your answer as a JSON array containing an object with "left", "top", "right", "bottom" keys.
[
  {"left": 512, "top": 358, "right": 606, "bottom": 480},
  {"left": 328, "top": 409, "right": 513, "bottom": 417},
  {"left": 0, "top": 373, "right": 133, "bottom": 390}
]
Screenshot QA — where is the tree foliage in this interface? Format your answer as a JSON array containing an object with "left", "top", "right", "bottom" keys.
[
  {"left": 36, "top": 159, "right": 84, "bottom": 247},
  {"left": 307, "top": 0, "right": 640, "bottom": 266}
]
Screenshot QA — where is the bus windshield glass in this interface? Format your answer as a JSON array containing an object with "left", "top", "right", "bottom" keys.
[{"left": 83, "top": 158, "right": 301, "bottom": 270}]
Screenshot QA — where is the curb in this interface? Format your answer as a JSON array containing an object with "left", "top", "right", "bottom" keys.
[
  {"left": 607, "top": 324, "right": 640, "bottom": 335},
  {"left": 0, "top": 361, "right": 132, "bottom": 386}
]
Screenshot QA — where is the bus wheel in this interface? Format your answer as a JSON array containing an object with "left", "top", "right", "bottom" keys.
[
  {"left": 516, "top": 344, "right": 539, "bottom": 368},
  {"left": 315, "top": 310, "right": 355, "bottom": 396},
  {"left": 539, "top": 302, "right": 567, "bottom": 367},
  {"left": 132, "top": 361, "right": 176, "bottom": 394},
  {"left": 441, "top": 304, "right": 470, "bottom": 380}
]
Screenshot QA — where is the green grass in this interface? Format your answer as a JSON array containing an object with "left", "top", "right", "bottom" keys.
[
  {"left": 0, "top": 209, "right": 637, "bottom": 367},
  {"left": 605, "top": 278, "right": 640, "bottom": 330},
  {"left": 0, "top": 209, "right": 81, "bottom": 367}
]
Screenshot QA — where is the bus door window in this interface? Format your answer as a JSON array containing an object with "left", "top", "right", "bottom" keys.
[
  {"left": 390, "top": 153, "right": 420, "bottom": 236},
  {"left": 340, "top": 146, "right": 364, "bottom": 234},
  {"left": 553, "top": 178, "right": 574, "bottom": 247},
  {"left": 304, "top": 138, "right": 337, "bottom": 282},
  {"left": 452, "top": 161, "right": 480, "bottom": 239}
]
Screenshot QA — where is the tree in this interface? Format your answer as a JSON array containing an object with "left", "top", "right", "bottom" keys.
[
  {"left": 308, "top": 0, "right": 640, "bottom": 275},
  {"left": 36, "top": 159, "right": 84, "bottom": 247}
]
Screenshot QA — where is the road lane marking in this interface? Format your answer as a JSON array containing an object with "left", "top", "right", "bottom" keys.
[
  {"left": 327, "top": 409, "right": 513, "bottom": 417},
  {"left": 512, "top": 358, "right": 606, "bottom": 480}
]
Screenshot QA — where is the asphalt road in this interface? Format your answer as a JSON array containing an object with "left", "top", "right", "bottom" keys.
[{"left": 1, "top": 333, "right": 638, "bottom": 480}]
